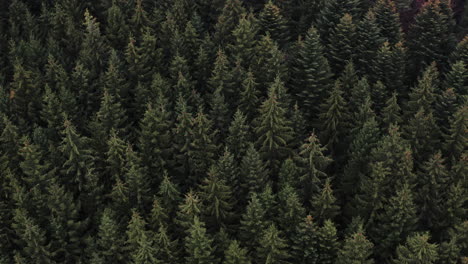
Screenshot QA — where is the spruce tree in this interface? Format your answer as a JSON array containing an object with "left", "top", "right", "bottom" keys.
[
  {"left": 291, "top": 215, "right": 319, "bottom": 264},
  {"left": 257, "top": 224, "right": 290, "bottom": 264},
  {"left": 310, "top": 179, "right": 340, "bottom": 224},
  {"left": 239, "top": 72, "right": 259, "bottom": 121},
  {"left": 316, "top": 219, "right": 339, "bottom": 264},
  {"left": 382, "top": 92, "right": 403, "bottom": 127},
  {"left": 444, "top": 106, "right": 467, "bottom": 163},
  {"left": 157, "top": 171, "right": 181, "bottom": 216},
  {"left": 297, "top": 133, "right": 332, "bottom": 203},
  {"left": 406, "top": 63, "right": 439, "bottom": 116},
  {"left": 175, "top": 191, "right": 202, "bottom": 233},
  {"left": 276, "top": 184, "right": 306, "bottom": 240},
  {"left": 93, "top": 208, "right": 126, "bottom": 263},
  {"left": 229, "top": 15, "right": 258, "bottom": 68},
  {"left": 372, "top": 0, "right": 403, "bottom": 45},
  {"left": 223, "top": 240, "right": 251, "bottom": 264},
  {"left": 199, "top": 167, "right": 234, "bottom": 231},
  {"left": 213, "top": 0, "right": 245, "bottom": 46},
  {"left": 407, "top": 0, "right": 456, "bottom": 76},
  {"left": 239, "top": 193, "right": 268, "bottom": 251},
  {"left": 255, "top": 81, "right": 293, "bottom": 172},
  {"left": 328, "top": 14, "right": 356, "bottom": 74},
  {"left": 226, "top": 110, "right": 251, "bottom": 161},
  {"left": 240, "top": 144, "right": 268, "bottom": 198},
  {"left": 394, "top": 233, "right": 439, "bottom": 264},
  {"left": 259, "top": 1, "right": 289, "bottom": 47},
  {"left": 184, "top": 217, "right": 217, "bottom": 264},
  {"left": 335, "top": 230, "right": 374, "bottom": 264},
  {"left": 292, "top": 26, "right": 333, "bottom": 119}
]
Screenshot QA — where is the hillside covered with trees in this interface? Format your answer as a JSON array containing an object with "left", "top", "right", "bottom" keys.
[{"left": 0, "top": 0, "right": 467, "bottom": 263}]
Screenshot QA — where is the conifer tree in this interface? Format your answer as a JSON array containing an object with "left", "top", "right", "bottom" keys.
[
  {"left": 123, "top": 146, "right": 151, "bottom": 211},
  {"left": 11, "top": 209, "right": 52, "bottom": 263},
  {"left": 291, "top": 215, "right": 319, "bottom": 264},
  {"left": 407, "top": 0, "right": 456, "bottom": 75},
  {"left": 276, "top": 184, "right": 306, "bottom": 240},
  {"left": 253, "top": 35, "right": 288, "bottom": 92},
  {"left": 374, "top": 42, "right": 408, "bottom": 96},
  {"left": 93, "top": 208, "right": 126, "bottom": 263},
  {"left": 239, "top": 72, "right": 259, "bottom": 120},
  {"left": 310, "top": 179, "right": 340, "bottom": 224},
  {"left": 154, "top": 225, "right": 179, "bottom": 263},
  {"left": 172, "top": 97, "right": 193, "bottom": 180},
  {"left": 105, "top": 1, "right": 129, "bottom": 50},
  {"left": 176, "top": 191, "right": 202, "bottom": 233},
  {"left": 255, "top": 83, "right": 293, "bottom": 172},
  {"left": 371, "top": 184, "right": 418, "bottom": 260},
  {"left": 407, "top": 63, "right": 439, "bottom": 116},
  {"left": 157, "top": 172, "right": 181, "bottom": 216},
  {"left": 199, "top": 166, "right": 234, "bottom": 231},
  {"left": 257, "top": 224, "right": 290, "bottom": 264},
  {"left": 210, "top": 87, "right": 230, "bottom": 140},
  {"left": 126, "top": 211, "right": 159, "bottom": 264},
  {"left": 239, "top": 193, "right": 268, "bottom": 251},
  {"left": 229, "top": 16, "right": 257, "bottom": 68},
  {"left": 444, "top": 106, "right": 467, "bottom": 163},
  {"left": 215, "top": 149, "right": 241, "bottom": 197},
  {"left": 240, "top": 144, "right": 268, "bottom": 197},
  {"left": 184, "top": 217, "right": 217, "bottom": 264},
  {"left": 213, "top": 0, "right": 245, "bottom": 46},
  {"left": 223, "top": 240, "right": 251, "bottom": 264},
  {"left": 382, "top": 92, "right": 403, "bottom": 127},
  {"left": 328, "top": 14, "right": 356, "bottom": 74},
  {"left": 404, "top": 109, "right": 440, "bottom": 165},
  {"left": 148, "top": 198, "right": 168, "bottom": 233},
  {"left": 277, "top": 158, "right": 301, "bottom": 190},
  {"left": 188, "top": 108, "right": 218, "bottom": 184},
  {"left": 226, "top": 110, "right": 251, "bottom": 161},
  {"left": 259, "top": 1, "right": 289, "bottom": 47},
  {"left": 372, "top": 0, "right": 403, "bottom": 45},
  {"left": 394, "top": 233, "right": 439, "bottom": 264},
  {"left": 443, "top": 61, "right": 467, "bottom": 103},
  {"left": 335, "top": 230, "right": 374, "bottom": 264},
  {"left": 355, "top": 10, "right": 384, "bottom": 79},
  {"left": 319, "top": 80, "right": 350, "bottom": 156},
  {"left": 59, "top": 120, "right": 94, "bottom": 194},
  {"left": 297, "top": 133, "right": 332, "bottom": 203},
  {"left": 316, "top": 220, "right": 339, "bottom": 264},
  {"left": 292, "top": 26, "right": 333, "bottom": 119},
  {"left": 208, "top": 49, "right": 232, "bottom": 96}
]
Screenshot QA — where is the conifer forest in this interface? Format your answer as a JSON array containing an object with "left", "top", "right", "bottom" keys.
[{"left": 0, "top": 0, "right": 468, "bottom": 263}]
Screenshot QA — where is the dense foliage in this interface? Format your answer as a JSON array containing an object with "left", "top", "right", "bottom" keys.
[{"left": 0, "top": 0, "right": 466, "bottom": 263}]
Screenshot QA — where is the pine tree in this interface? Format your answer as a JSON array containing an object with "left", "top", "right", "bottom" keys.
[
  {"left": 154, "top": 225, "right": 179, "bottom": 263},
  {"left": 259, "top": 1, "right": 289, "bottom": 47},
  {"left": 208, "top": 49, "right": 232, "bottom": 96},
  {"left": 255, "top": 83, "right": 293, "bottom": 173},
  {"left": 126, "top": 211, "right": 159, "bottom": 264},
  {"left": 157, "top": 172, "right": 181, "bottom": 216},
  {"left": 310, "top": 179, "right": 340, "bottom": 223},
  {"left": 185, "top": 217, "right": 217, "bottom": 264},
  {"left": 172, "top": 96, "right": 193, "bottom": 180},
  {"left": 278, "top": 158, "right": 301, "bottom": 190},
  {"left": 335, "top": 230, "right": 374, "bottom": 264},
  {"left": 176, "top": 191, "right": 202, "bottom": 233},
  {"left": 374, "top": 41, "right": 408, "bottom": 96},
  {"left": 292, "top": 26, "right": 333, "bottom": 119},
  {"left": 215, "top": 149, "right": 241, "bottom": 197},
  {"left": 297, "top": 133, "right": 332, "bottom": 203},
  {"left": 443, "top": 61, "right": 467, "bottom": 103},
  {"left": 394, "top": 233, "right": 439, "bottom": 264},
  {"left": 257, "top": 224, "right": 290, "bottom": 264},
  {"left": 405, "top": 109, "right": 440, "bottom": 165},
  {"left": 123, "top": 146, "right": 151, "bottom": 211},
  {"left": 223, "top": 240, "right": 251, "bottom": 264},
  {"left": 328, "top": 14, "right": 356, "bottom": 74},
  {"left": 316, "top": 219, "right": 339, "bottom": 264},
  {"left": 148, "top": 198, "right": 168, "bottom": 232}
]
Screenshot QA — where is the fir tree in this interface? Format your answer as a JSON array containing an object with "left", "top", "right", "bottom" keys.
[
  {"left": 157, "top": 172, "right": 181, "bottom": 216},
  {"left": 255, "top": 80, "right": 293, "bottom": 172},
  {"left": 444, "top": 106, "right": 467, "bottom": 163},
  {"left": 276, "top": 184, "right": 306, "bottom": 240},
  {"left": 223, "top": 240, "right": 251, "bottom": 264},
  {"left": 292, "top": 26, "right": 333, "bottom": 119},
  {"left": 239, "top": 72, "right": 259, "bottom": 120},
  {"left": 239, "top": 193, "right": 268, "bottom": 251},
  {"left": 213, "top": 0, "right": 246, "bottom": 46},
  {"left": 297, "top": 133, "right": 332, "bottom": 203},
  {"left": 310, "top": 179, "right": 340, "bottom": 224},
  {"left": 259, "top": 1, "right": 289, "bottom": 47},
  {"left": 335, "top": 230, "right": 374, "bottom": 264},
  {"left": 199, "top": 166, "right": 234, "bottom": 231},
  {"left": 257, "top": 224, "right": 290, "bottom": 264},
  {"left": 229, "top": 15, "right": 258, "bottom": 68},
  {"left": 394, "top": 233, "right": 439, "bottom": 264},
  {"left": 226, "top": 110, "right": 251, "bottom": 161},
  {"left": 316, "top": 219, "right": 339, "bottom": 264},
  {"left": 372, "top": 0, "right": 403, "bottom": 45},
  {"left": 240, "top": 144, "right": 268, "bottom": 197},
  {"left": 291, "top": 215, "right": 319, "bottom": 264},
  {"left": 382, "top": 92, "right": 403, "bottom": 127},
  {"left": 184, "top": 217, "right": 217, "bottom": 264},
  {"left": 93, "top": 208, "right": 126, "bottom": 263},
  {"left": 328, "top": 14, "right": 356, "bottom": 74}
]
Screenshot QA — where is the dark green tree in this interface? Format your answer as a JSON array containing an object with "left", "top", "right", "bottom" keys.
[
  {"left": 310, "top": 179, "right": 340, "bottom": 224},
  {"left": 259, "top": 1, "right": 289, "bottom": 47},
  {"left": 92, "top": 208, "right": 126, "bottom": 263},
  {"left": 240, "top": 144, "right": 268, "bottom": 197},
  {"left": 372, "top": 0, "right": 403, "bottom": 45},
  {"left": 328, "top": 14, "right": 356, "bottom": 74},
  {"left": 316, "top": 219, "right": 339, "bottom": 264},
  {"left": 335, "top": 230, "right": 374, "bottom": 264},
  {"left": 184, "top": 217, "right": 217, "bottom": 264},
  {"left": 257, "top": 224, "right": 290, "bottom": 264},
  {"left": 394, "top": 233, "right": 439, "bottom": 264},
  {"left": 223, "top": 240, "right": 251, "bottom": 264}
]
